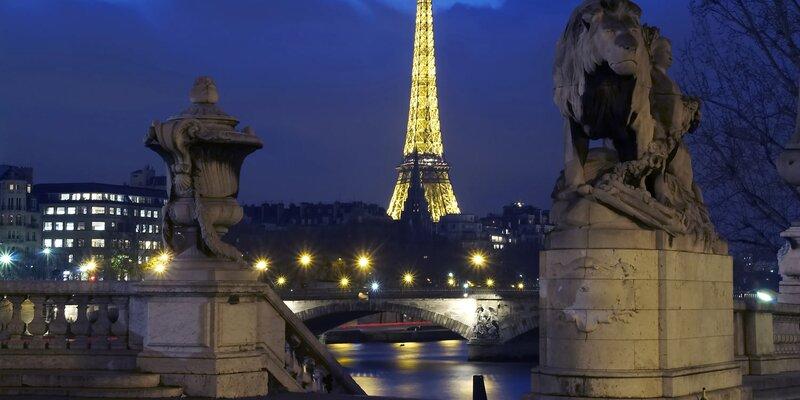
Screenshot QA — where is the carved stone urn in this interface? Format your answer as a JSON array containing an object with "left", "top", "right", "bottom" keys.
[
  {"left": 777, "top": 101, "right": 800, "bottom": 300},
  {"left": 145, "top": 76, "right": 262, "bottom": 279}
]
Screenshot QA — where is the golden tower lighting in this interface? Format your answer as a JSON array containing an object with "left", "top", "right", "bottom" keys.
[{"left": 387, "top": 0, "right": 460, "bottom": 223}]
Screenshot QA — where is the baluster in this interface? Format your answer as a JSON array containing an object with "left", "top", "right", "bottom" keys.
[
  {"left": 109, "top": 296, "right": 129, "bottom": 350},
  {"left": 90, "top": 296, "right": 111, "bottom": 350},
  {"left": 6, "top": 296, "right": 26, "bottom": 349},
  {"left": 69, "top": 296, "right": 90, "bottom": 350},
  {"left": 46, "top": 296, "right": 69, "bottom": 350},
  {"left": 26, "top": 296, "right": 47, "bottom": 350},
  {"left": 0, "top": 297, "right": 13, "bottom": 343}
]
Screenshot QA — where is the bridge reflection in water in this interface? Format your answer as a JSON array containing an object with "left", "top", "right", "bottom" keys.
[{"left": 327, "top": 340, "right": 535, "bottom": 400}]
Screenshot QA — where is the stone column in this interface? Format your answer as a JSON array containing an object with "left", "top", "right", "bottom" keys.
[{"left": 130, "top": 77, "right": 279, "bottom": 398}]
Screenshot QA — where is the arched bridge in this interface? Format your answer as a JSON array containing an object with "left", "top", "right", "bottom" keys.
[{"left": 281, "top": 289, "right": 540, "bottom": 361}]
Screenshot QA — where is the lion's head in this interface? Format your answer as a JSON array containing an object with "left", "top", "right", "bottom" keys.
[{"left": 554, "top": 0, "right": 651, "bottom": 124}]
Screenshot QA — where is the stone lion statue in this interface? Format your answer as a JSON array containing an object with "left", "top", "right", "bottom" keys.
[
  {"left": 554, "top": 0, "right": 655, "bottom": 189},
  {"left": 551, "top": 0, "right": 724, "bottom": 253}
]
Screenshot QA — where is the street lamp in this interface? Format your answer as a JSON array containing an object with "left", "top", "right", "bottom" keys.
[
  {"left": 402, "top": 272, "right": 415, "bottom": 287},
  {"left": 297, "top": 252, "right": 313, "bottom": 268},
  {"left": 356, "top": 254, "right": 371, "bottom": 271},
  {"left": 486, "top": 278, "right": 495, "bottom": 288},
  {"left": 370, "top": 281, "right": 380, "bottom": 291},
  {"left": 254, "top": 258, "right": 270, "bottom": 271},
  {"left": 275, "top": 276, "right": 287, "bottom": 287},
  {"left": 339, "top": 276, "right": 350, "bottom": 289},
  {"left": 41, "top": 248, "right": 52, "bottom": 256},
  {"left": 469, "top": 251, "right": 487, "bottom": 269},
  {"left": 0, "top": 251, "right": 14, "bottom": 268}
]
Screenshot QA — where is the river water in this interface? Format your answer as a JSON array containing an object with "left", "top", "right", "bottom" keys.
[{"left": 326, "top": 340, "right": 535, "bottom": 400}]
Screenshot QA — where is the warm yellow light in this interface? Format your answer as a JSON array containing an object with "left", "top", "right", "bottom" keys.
[
  {"left": 157, "top": 252, "right": 171, "bottom": 264},
  {"left": 402, "top": 272, "right": 415, "bottom": 286},
  {"left": 356, "top": 255, "right": 371, "bottom": 270},
  {"left": 447, "top": 277, "right": 456, "bottom": 287},
  {"left": 276, "top": 276, "right": 287, "bottom": 286},
  {"left": 254, "top": 259, "right": 269, "bottom": 271},
  {"left": 80, "top": 260, "right": 98, "bottom": 272},
  {"left": 298, "top": 252, "right": 313, "bottom": 267},
  {"left": 153, "top": 264, "right": 166, "bottom": 274},
  {"left": 516, "top": 282, "right": 525, "bottom": 290},
  {"left": 469, "top": 251, "right": 487, "bottom": 268},
  {"left": 486, "top": 278, "right": 495, "bottom": 288},
  {"left": 339, "top": 276, "right": 350, "bottom": 288}
]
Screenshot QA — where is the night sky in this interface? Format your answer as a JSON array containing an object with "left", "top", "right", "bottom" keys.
[{"left": 0, "top": 0, "right": 693, "bottom": 215}]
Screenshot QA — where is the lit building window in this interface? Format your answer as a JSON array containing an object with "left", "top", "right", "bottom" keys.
[
  {"left": 91, "top": 193, "right": 102, "bottom": 200},
  {"left": 92, "top": 222, "right": 106, "bottom": 231},
  {"left": 67, "top": 207, "right": 76, "bottom": 215},
  {"left": 43, "top": 239, "right": 52, "bottom": 248},
  {"left": 116, "top": 195, "right": 124, "bottom": 202},
  {"left": 54, "top": 222, "right": 64, "bottom": 231},
  {"left": 60, "top": 194, "right": 70, "bottom": 201},
  {"left": 65, "top": 239, "right": 73, "bottom": 248},
  {"left": 76, "top": 222, "right": 86, "bottom": 231},
  {"left": 68, "top": 254, "right": 74, "bottom": 262},
  {"left": 70, "top": 193, "right": 80, "bottom": 200},
  {"left": 43, "top": 222, "right": 53, "bottom": 231},
  {"left": 81, "top": 207, "right": 88, "bottom": 215},
  {"left": 81, "top": 193, "right": 90, "bottom": 200},
  {"left": 91, "top": 239, "right": 105, "bottom": 248},
  {"left": 54, "top": 239, "right": 63, "bottom": 248},
  {"left": 154, "top": 210, "right": 159, "bottom": 218},
  {"left": 56, "top": 207, "right": 65, "bottom": 215},
  {"left": 66, "top": 223, "right": 74, "bottom": 231},
  {"left": 91, "top": 207, "right": 105, "bottom": 215},
  {"left": 45, "top": 207, "right": 55, "bottom": 215},
  {"left": 147, "top": 210, "right": 152, "bottom": 218}
]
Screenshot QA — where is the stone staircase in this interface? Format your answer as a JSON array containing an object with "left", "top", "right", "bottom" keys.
[{"left": 0, "top": 370, "right": 182, "bottom": 399}]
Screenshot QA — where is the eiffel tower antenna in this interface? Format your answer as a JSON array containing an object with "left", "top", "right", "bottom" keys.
[{"left": 387, "top": 0, "right": 460, "bottom": 223}]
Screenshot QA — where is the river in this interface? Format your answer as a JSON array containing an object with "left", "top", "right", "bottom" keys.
[{"left": 326, "top": 340, "right": 535, "bottom": 400}]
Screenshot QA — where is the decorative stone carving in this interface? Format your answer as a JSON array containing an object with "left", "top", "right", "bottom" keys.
[
  {"left": 145, "top": 77, "right": 262, "bottom": 263},
  {"left": 777, "top": 74, "right": 800, "bottom": 301},
  {"left": 551, "top": 0, "right": 724, "bottom": 253},
  {"left": 472, "top": 305, "right": 500, "bottom": 340}
]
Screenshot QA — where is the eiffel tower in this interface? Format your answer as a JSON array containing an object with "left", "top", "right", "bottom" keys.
[{"left": 387, "top": 0, "right": 460, "bottom": 223}]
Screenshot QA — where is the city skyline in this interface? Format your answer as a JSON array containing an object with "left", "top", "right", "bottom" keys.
[{"left": 0, "top": 0, "right": 693, "bottom": 215}]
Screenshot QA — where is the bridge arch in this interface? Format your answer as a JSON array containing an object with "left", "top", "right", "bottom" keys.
[{"left": 292, "top": 300, "right": 473, "bottom": 339}]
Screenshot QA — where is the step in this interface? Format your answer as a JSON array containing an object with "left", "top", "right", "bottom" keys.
[
  {"left": 0, "top": 385, "right": 183, "bottom": 398},
  {"left": 0, "top": 370, "right": 162, "bottom": 389}
]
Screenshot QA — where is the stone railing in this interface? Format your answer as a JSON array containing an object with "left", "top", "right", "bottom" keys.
[
  {"left": 734, "top": 300, "right": 800, "bottom": 375},
  {"left": 0, "top": 280, "right": 363, "bottom": 395},
  {"left": 0, "top": 280, "right": 139, "bottom": 371}
]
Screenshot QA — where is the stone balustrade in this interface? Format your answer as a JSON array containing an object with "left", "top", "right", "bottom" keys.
[
  {"left": 0, "top": 279, "right": 361, "bottom": 395},
  {"left": 734, "top": 300, "right": 800, "bottom": 375}
]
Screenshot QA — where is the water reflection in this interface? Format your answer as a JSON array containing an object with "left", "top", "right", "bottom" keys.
[{"left": 327, "top": 340, "right": 534, "bottom": 400}]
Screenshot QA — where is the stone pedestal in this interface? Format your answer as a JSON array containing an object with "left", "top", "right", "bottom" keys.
[
  {"left": 779, "top": 226, "right": 800, "bottom": 304},
  {"left": 131, "top": 253, "right": 285, "bottom": 398},
  {"left": 532, "top": 223, "right": 744, "bottom": 399}
]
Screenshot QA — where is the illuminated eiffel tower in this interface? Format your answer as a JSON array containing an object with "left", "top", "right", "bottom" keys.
[{"left": 387, "top": 0, "right": 460, "bottom": 223}]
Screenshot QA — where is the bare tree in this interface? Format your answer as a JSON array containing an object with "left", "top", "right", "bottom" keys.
[{"left": 680, "top": 0, "right": 800, "bottom": 258}]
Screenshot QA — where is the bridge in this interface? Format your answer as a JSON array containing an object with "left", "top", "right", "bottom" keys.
[{"left": 281, "top": 289, "right": 540, "bottom": 361}]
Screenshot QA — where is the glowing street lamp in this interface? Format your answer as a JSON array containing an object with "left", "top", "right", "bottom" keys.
[
  {"left": 153, "top": 263, "right": 167, "bottom": 274},
  {"left": 402, "top": 272, "right": 415, "bottom": 287},
  {"left": 469, "top": 251, "right": 487, "bottom": 268},
  {"left": 356, "top": 254, "right": 371, "bottom": 271},
  {"left": 486, "top": 278, "right": 495, "bottom": 288},
  {"left": 254, "top": 258, "right": 270, "bottom": 271},
  {"left": 275, "top": 276, "right": 287, "bottom": 287},
  {"left": 0, "top": 251, "right": 14, "bottom": 266},
  {"left": 339, "top": 276, "right": 351, "bottom": 289},
  {"left": 157, "top": 251, "right": 172, "bottom": 264},
  {"left": 298, "top": 252, "right": 313, "bottom": 268},
  {"left": 516, "top": 282, "right": 525, "bottom": 290},
  {"left": 41, "top": 248, "right": 52, "bottom": 256},
  {"left": 80, "top": 259, "right": 98, "bottom": 273},
  {"left": 447, "top": 277, "right": 456, "bottom": 287},
  {"left": 370, "top": 281, "right": 380, "bottom": 291}
]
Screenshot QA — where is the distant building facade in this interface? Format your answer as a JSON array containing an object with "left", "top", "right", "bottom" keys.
[
  {"left": 244, "top": 202, "right": 389, "bottom": 229},
  {"left": 33, "top": 183, "right": 167, "bottom": 278},
  {"left": 481, "top": 202, "right": 554, "bottom": 248},
  {"left": 437, "top": 214, "right": 484, "bottom": 249},
  {"left": 0, "top": 165, "right": 41, "bottom": 272},
  {"left": 129, "top": 165, "right": 167, "bottom": 190}
]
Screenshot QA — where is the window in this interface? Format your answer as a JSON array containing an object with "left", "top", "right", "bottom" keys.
[
  {"left": 67, "top": 207, "right": 76, "bottom": 215},
  {"left": 45, "top": 207, "right": 55, "bottom": 215},
  {"left": 54, "top": 222, "right": 64, "bottom": 231},
  {"left": 65, "top": 222, "right": 74, "bottom": 231},
  {"left": 64, "top": 239, "right": 73, "bottom": 248},
  {"left": 146, "top": 210, "right": 153, "bottom": 218},
  {"left": 7, "top": 184, "right": 13, "bottom": 191},
  {"left": 116, "top": 207, "right": 122, "bottom": 215},
  {"left": 91, "top": 207, "right": 105, "bottom": 215},
  {"left": 148, "top": 225, "right": 154, "bottom": 233},
  {"left": 76, "top": 222, "right": 86, "bottom": 231},
  {"left": 81, "top": 207, "right": 88, "bottom": 215},
  {"left": 43, "top": 239, "right": 52, "bottom": 248},
  {"left": 70, "top": 193, "right": 80, "bottom": 200},
  {"left": 81, "top": 193, "right": 90, "bottom": 200},
  {"left": 68, "top": 254, "right": 74, "bottom": 263},
  {"left": 54, "top": 239, "right": 63, "bottom": 248},
  {"left": 91, "top": 239, "right": 105, "bottom": 248},
  {"left": 92, "top": 222, "right": 106, "bottom": 231},
  {"left": 59, "top": 194, "right": 70, "bottom": 201},
  {"left": 43, "top": 222, "right": 53, "bottom": 231},
  {"left": 91, "top": 193, "right": 102, "bottom": 200},
  {"left": 56, "top": 207, "right": 65, "bottom": 215},
  {"left": 116, "top": 195, "right": 124, "bottom": 202}
]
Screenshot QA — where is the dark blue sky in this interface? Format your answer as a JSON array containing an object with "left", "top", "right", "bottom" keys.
[{"left": 0, "top": 0, "right": 692, "bottom": 214}]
